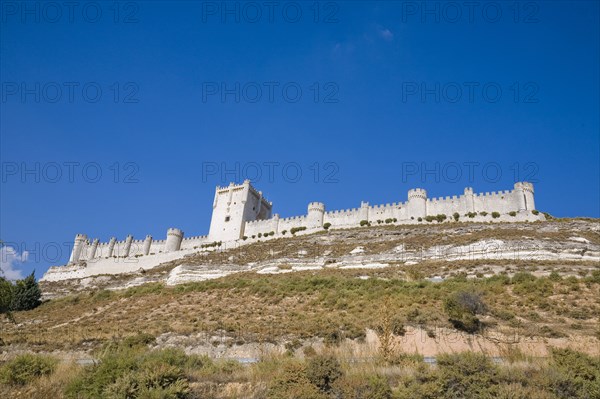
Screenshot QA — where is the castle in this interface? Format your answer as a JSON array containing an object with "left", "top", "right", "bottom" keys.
[{"left": 43, "top": 181, "right": 541, "bottom": 281}]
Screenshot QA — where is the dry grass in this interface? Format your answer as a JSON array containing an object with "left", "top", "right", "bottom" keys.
[{"left": 2, "top": 264, "right": 599, "bottom": 354}]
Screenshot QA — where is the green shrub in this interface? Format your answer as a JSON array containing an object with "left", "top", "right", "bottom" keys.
[
  {"left": 508, "top": 211, "right": 517, "bottom": 217},
  {"left": 0, "top": 277, "right": 13, "bottom": 319},
  {"left": 436, "top": 214, "right": 447, "bottom": 223},
  {"left": 511, "top": 272, "right": 536, "bottom": 284},
  {"left": 333, "top": 374, "right": 392, "bottom": 399},
  {"left": 66, "top": 345, "right": 193, "bottom": 399},
  {"left": 306, "top": 355, "right": 342, "bottom": 393},
  {"left": 532, "top": 210, "right": 540, "bottom": 215},
  {"left": 0, "top": 353, "right": 58, "bottom": 386},
  {"left": 323, "top": 223, "right": 331, "bottom": 230},
  {"left": 281, "top": 230, "right": 287, "bottom": 235},
  {"left": 479, "top": 211, "right": 488, "bottom": 216},
  {"left": 466, "top": 212, "right": 477, "bottom": 218},
  {"left": 385, "top": 218, "right": 393, "bottom": 224},
  {"left": 258, "top": 233, "right": 262, "bottom": 238},
  {"left": 10, "top": 272, "right": 42, "bottom": 311},
  {"left": 548, "top": 271, "right": 562, "bottom": 281},
  {"left": 359, "top": 220, "right": 369, "bottom": 227},
  {"left": 436, "top": 353, "right": 499, "bottom": 398},
  {"left": 267, "top": 362, "right": 328, "bottom": 399},
  {"left": 417, "top": 217, "right": 422, "bottom": 222},
  {"left": 491, "top": 212, "right": 501, "bottom": 219},
  {"left": 444, "top": 291, "right": 487, "bottom": 333},
  {"left": 453, "top": 212, "right": 460, "bottom": 221},
  {"left": 550, "top": 348, "right": 600, "bottom": 397},
  {"left": 425, "top": 216, "right": 435, "bottom": 222},
  {"left": 290, "top": 226, "right": 307, "bottom": 235}
]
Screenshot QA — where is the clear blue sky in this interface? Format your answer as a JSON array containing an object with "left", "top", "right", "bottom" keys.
[{"left": 1, "top": 1, "right": 599, "bottom": 279}]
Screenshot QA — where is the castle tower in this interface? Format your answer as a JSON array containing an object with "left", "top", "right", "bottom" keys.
[
  {"left": 407, "top": 188, "right": 427, "bottom": 218},
  {"left": 165, "top": 228, "right": 184, "bottom": 252},
  {"left": 123, "top": 235, "right": 133, "bottom": 257},
  {"left": 463, "top": 187, "right": 475, "bottom": 213},
  {"left": 107, "top": 237, "right": 117, "bottom": 257},
  {"left": 513, "top": 182, "right": 527, "bottom": 211},
  {"left": 360, "top": 201, "right": 369, "bottom": 222},
  {"left": 88, "top": 238, "right": 99, "bottom": 259},
  {"left": 208, "top": 180, "right": 273, "bottom": 242},
  {"left": 143, "top": 235, "right": 153, "bottom": 255},
  {"left": 307, "top": 202, "right": 325, "bottom": 228},
  {"left": 522, "top": 182, "right": 535, "bottom": 211},
  {"left": 69, "top": 234, "right": 87, "bottom": 263}
]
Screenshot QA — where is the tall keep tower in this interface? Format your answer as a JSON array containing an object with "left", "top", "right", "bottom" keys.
[{"left": 208, "top": 180, "right": 273, "bottom": 242}]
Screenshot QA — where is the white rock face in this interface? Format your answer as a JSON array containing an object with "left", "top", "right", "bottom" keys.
[
  {"left": 41, "top": 219, "right": 599, "bottom": 293},
  {"left": 350, "top": 246, "right": 365, "bottom": 254},
  {"left": 569, "top": 236, "right": 590, "bottom": 243}
]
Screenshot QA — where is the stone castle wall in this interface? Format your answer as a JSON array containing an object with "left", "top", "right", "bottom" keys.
[{"left": 47, "top": 181, "right": 542, "bottom": 282}]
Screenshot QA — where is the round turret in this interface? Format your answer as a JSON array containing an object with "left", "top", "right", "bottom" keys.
[
  {"left": 165, "top": 228, "right": 184, "bottom": 252},
  {"left": 407, "top": 188, "right": 427, "bottom": 218},
  {"left": 521, "top": 182, "right": 535, "bottom": 211},
  {"left": 143, "top": 235, "right": 153, "bottom": 255},
  {"left": 514, "top": 182, "right": 527, "bottom": 211},
  {"left": 307, "top": 202, "right": 325, "bottom": 228},
  {"left": 123, "top": 234, "right": 134, "bottom": 257},
  {"left": 69, "top": 233, "right": 87, "bottom": 263}
]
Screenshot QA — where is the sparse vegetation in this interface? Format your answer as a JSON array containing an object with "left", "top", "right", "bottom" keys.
[
  {"left": 0, "top": 354, "right": 58, "bottom": 386},
  {"left": 1, "top": 220, "right": 599, "bottom": 399},
  {"left": 444, "top": 291, "right": 487, "bottom": 333}
]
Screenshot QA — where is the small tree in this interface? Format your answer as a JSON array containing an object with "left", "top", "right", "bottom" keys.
[
  {"left": 323, "top": 223, "right": 331, "bottom": 230},
  {"left": 0, "top": 277, "right": 14, "bottom": 320},
  {"left": 491, "top": 212, "right": 501, "bottom": 219},
  {"left": 453, "top": 212, "right": 460, "bottom": 221},
  {"left": 444, "top": 291, "right": 487, "bottom": 333},
  {"left": 306, "top": 355, "right": 342, "bottom": 393},
  {"left": 11, "top": 272, "right": 42, "bottom": 311}
]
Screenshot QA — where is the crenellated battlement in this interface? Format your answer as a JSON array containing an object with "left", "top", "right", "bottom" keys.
[
  {"left": 408, "top": 188, "right": 427, "bottom": 199},
  {"left": 167, "top": 228, "right": 184, "bottom": 237},
  {"left": 62, "top": 181, "right": 540, "bottom": 272}
]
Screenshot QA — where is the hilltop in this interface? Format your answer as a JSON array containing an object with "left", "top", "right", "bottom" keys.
[{"left": 1, "top": 219, "right": 599, "bottom": 398}]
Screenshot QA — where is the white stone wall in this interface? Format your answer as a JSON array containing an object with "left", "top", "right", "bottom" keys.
[
  {"left": 51, "top": 181, "right": 542, "bottom": 282},
  {"left": 323, "top": 208, "right": 363, "bottom": 228},
  {"left": 180, "top": 235, "right": 210, "bottom": 250}
]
